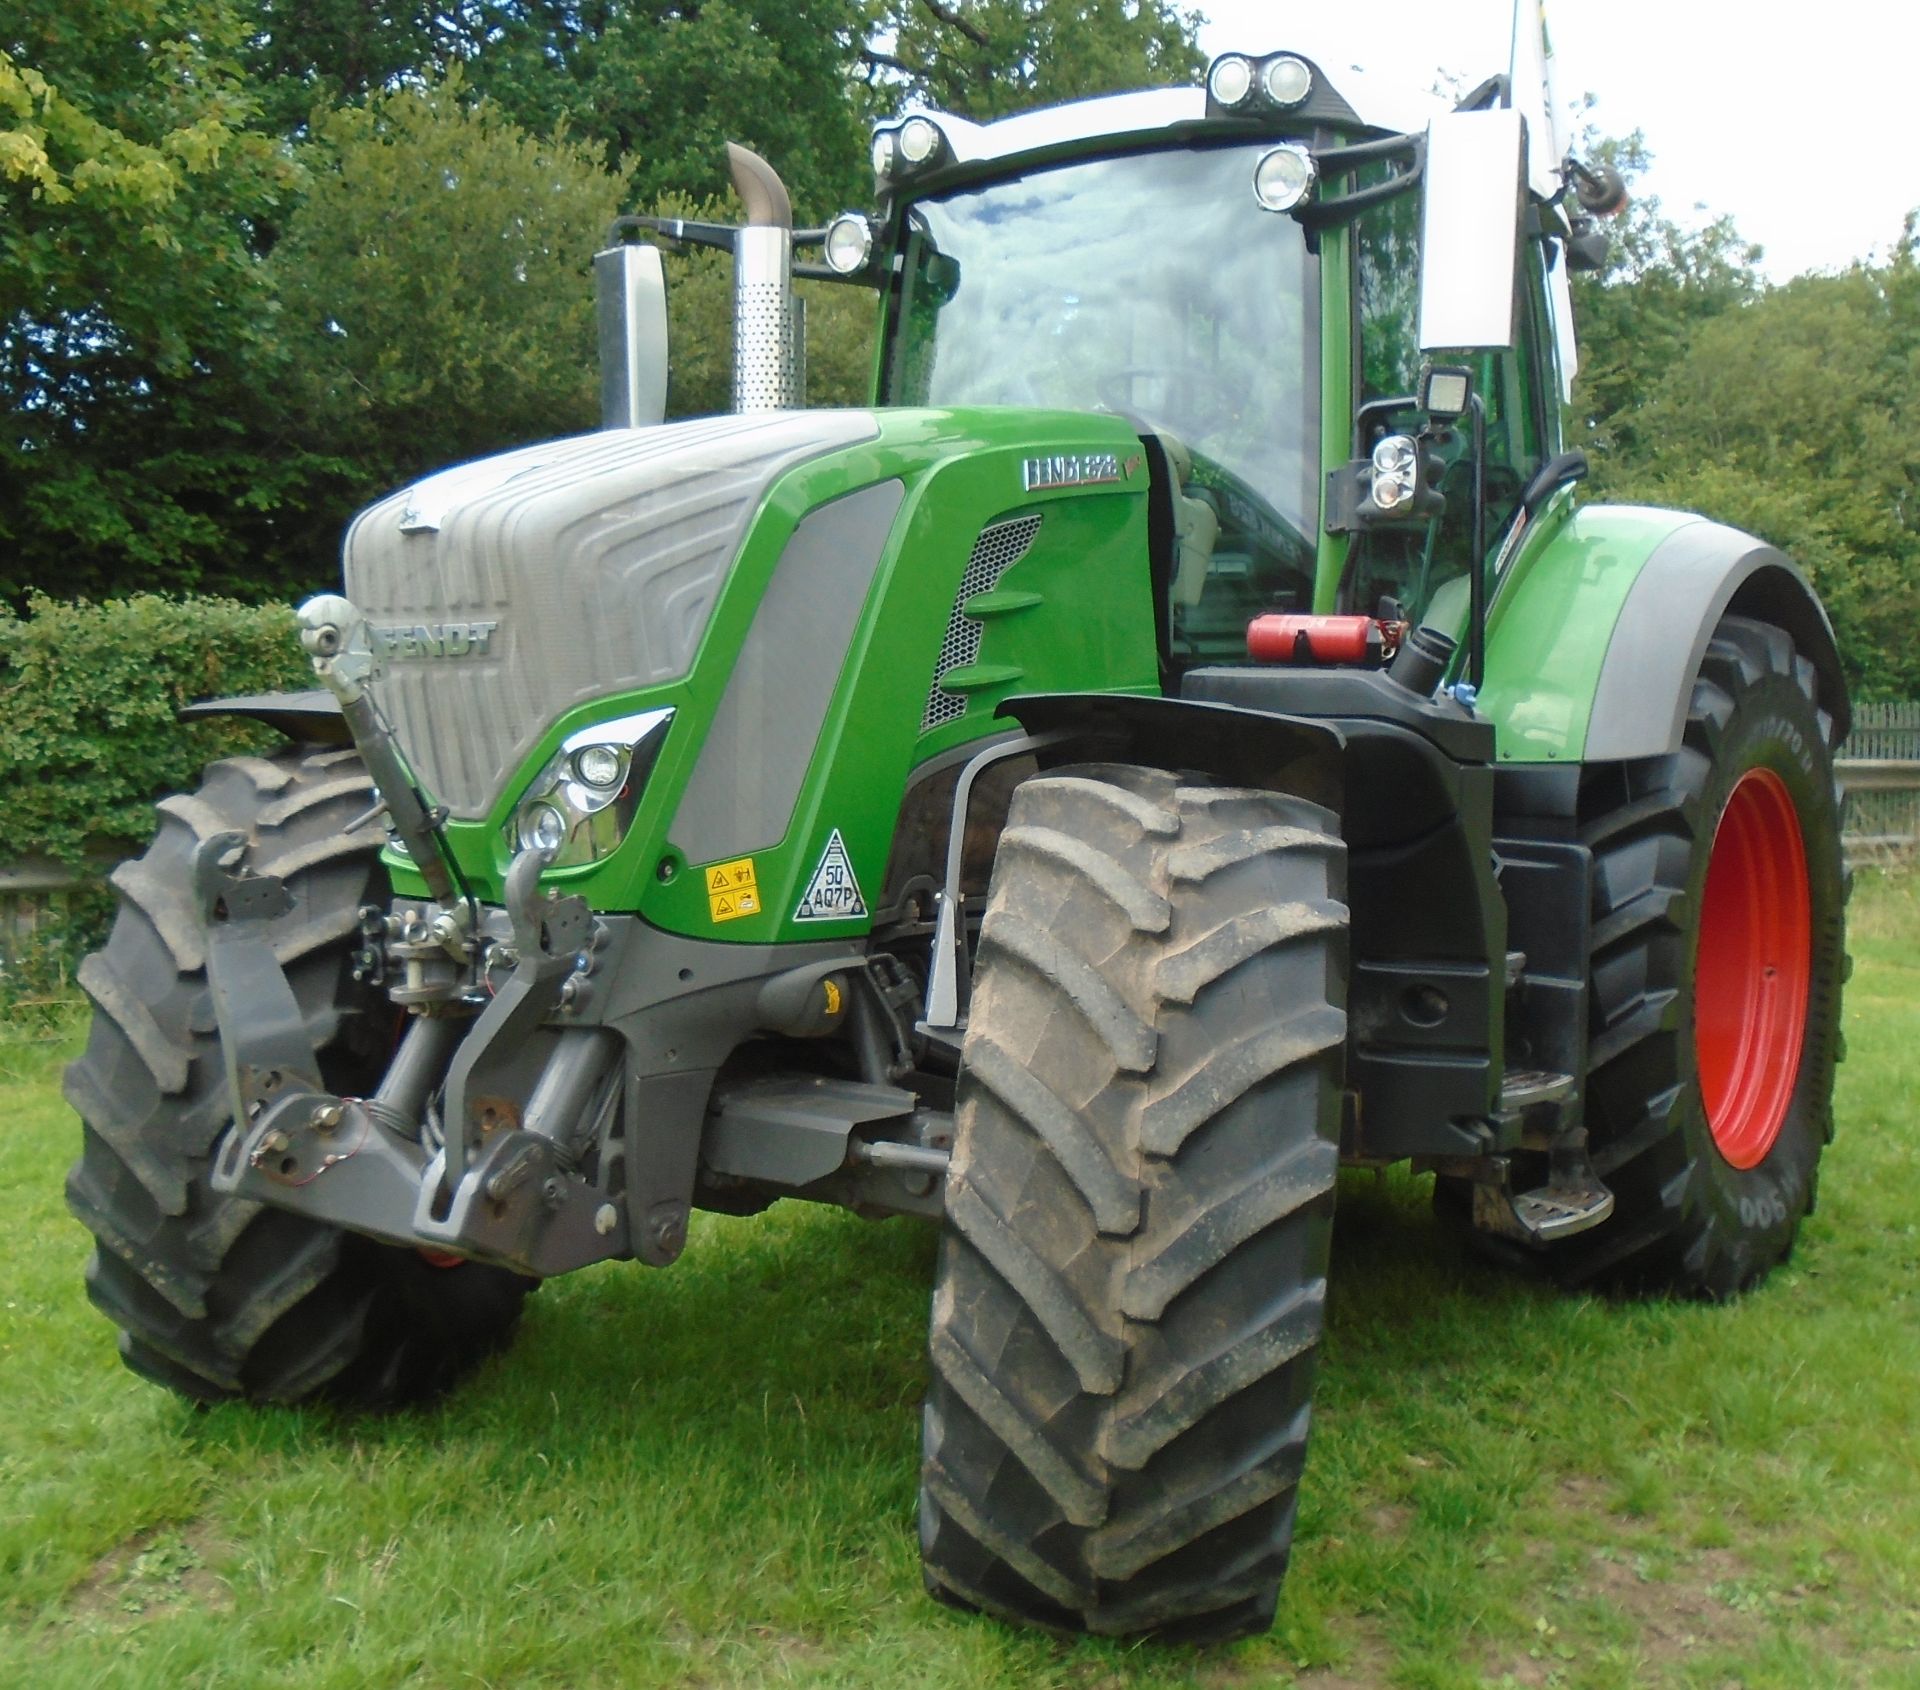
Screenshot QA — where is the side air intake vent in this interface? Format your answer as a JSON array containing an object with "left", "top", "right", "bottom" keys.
[{"left": 922, "top": 514, "right": 1043, "bottom": 731}]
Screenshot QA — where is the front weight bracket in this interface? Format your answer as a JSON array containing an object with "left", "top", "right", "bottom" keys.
[{"left": 194, "top": 831, "right": 322, "bottom": 1122}]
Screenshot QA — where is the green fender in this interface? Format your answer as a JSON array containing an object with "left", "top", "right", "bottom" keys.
[{"left": 1474, "top": 499, "right": 1850, "bottom": 766}]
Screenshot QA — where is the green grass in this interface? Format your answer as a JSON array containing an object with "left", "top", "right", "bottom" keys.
[{"left": 6, "top": 877, "right": 1920, "bottom": 1687}]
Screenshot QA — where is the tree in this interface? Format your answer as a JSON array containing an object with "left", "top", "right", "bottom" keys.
[
  {"left": 480, "top": 0, "right": 877, "bottom": 219},
  {"left": 0, "top": 0, "right": 314, "bottom": 602},
  {"left": 863, "top": 0, "right": 1205, "bottom": 120},
  {"left": 1594, "top": 235, "right": 1920, "bottom": 699},
  {"left": 244, "top": 0, "right": 879, "bottom": 223},
  {"left": 266, "top": 82, "right": 628, "bottom": 575},
  {"left": 243, "top": 0, "right": 515, "bottom": 135},
  {"left": 238, "top": 1, "right": 1208, "bottom": 218},
  {"left": 1568, "top": 129, "right": 1761, "bottom": 476}
]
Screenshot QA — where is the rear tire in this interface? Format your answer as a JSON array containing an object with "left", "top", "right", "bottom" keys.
[
  {"left": 919, "top": 765, "right": 1347, "bottom": 1639},
  {"left": 64, "top": 745, "right": 533, "bottom": 1407},
  {"left": 1552, "top": 614, "right": 1846, "bottom": 1295}
]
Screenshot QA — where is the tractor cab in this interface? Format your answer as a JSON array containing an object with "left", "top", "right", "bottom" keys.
[
  {"left": 618, "top": 52, "right": 1606, "bottom": 701},
  {"left": 874, "top": 128, "right": 1321, "bottom": 665}
]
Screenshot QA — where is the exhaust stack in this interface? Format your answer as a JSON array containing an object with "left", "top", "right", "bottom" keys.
[{"left": 728, "top": 143, "right": 799, "bottom": 412}]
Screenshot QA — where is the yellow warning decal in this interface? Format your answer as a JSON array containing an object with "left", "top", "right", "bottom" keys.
[{"left": 706, "top": 856, "right": 759, "bottom": 924}]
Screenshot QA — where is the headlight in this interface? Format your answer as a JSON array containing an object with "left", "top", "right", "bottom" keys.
[
  {"left": 899, "top": 116, "right": 942, "bottom": 167},
  {"left": 1262, "top": 55, "right": 1313, "bottom": 107},
  {"left": 519, "top": 802, "right": 569, "bottom": 854},
  {"left": 824, "top": 212, "right": 876, "bottom": 276},
  {"left": 507, "top": 707, "right": 673, "bottom": 868},
  {"left": 1253, "top": 145, "right": 1317, "bottom": 212},
  {"left": 1207, "top": 54, "right": 1255, "bottom": 108},
  {"left": 1370, "top": 435, "right": 1420, "bottom": 511},
  {"left": 871, "top": 133, "right": 895, "bottom": 180},
  {"left": 573, "top": 743, "right": 624, "bottom": 788}
]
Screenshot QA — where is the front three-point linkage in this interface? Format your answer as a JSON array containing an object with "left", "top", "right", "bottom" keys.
[{"left": 206, "top": 597, "right": 631, "bottom": 1277}]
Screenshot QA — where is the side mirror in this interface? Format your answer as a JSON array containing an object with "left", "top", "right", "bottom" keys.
[
  {"left": 595, "top": 240, "right": 669, "bottom": 429},
  {"left": 1562, "top": 158, "right": 1629, "bottom": 275},
  {"left": 1418, "top": 108, "right": 1527, "bottom": 354},
  {"left": 1564, "top": 224, "right": 1612, "bottom": 273}
]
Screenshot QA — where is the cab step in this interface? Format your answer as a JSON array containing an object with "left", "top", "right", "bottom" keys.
[
  {"left": 1498, "top": 1179, "right": 1614, "bottom": 1241},
  {"left": 1471, "top": 1170, "right": 1614, "bottom": 1245},
  {"left": 1500, "top": 1067, "right": 1574, "bottom": 1109},
  {"left": 1467, "top": 1136, "right": 1615, "bottom": 1246}
]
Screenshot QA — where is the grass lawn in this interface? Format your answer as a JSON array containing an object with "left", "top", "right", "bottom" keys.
[{"left": 4, "top": 875, "right": 1919, "bottom": 1688}]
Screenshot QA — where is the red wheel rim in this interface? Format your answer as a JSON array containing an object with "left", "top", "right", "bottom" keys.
[{"left": 1693, "top": 767, "right": 1811, "bottom": 1169}]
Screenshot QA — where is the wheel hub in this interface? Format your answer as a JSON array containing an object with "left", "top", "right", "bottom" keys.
[{"left": 1693, "top": 766, "right": 1812, "bottom": 1169}]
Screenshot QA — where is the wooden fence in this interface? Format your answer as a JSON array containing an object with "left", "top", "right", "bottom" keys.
[
  {"left": 1836, "top": 700, "right": 1920, "bottom": 759},
  {"left": 1835, "top": 701, "right": 1920, "bottom": 866},
  {"left": 0, "top": 856, "right": 100, "bottom": 982},
  {"left": 6, "top": 719, "right": 1920, "bottom": 974}
]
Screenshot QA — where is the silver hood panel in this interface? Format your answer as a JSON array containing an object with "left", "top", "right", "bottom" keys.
[{"left": 342, "top": 410, "right": 880, "bottom": 819}]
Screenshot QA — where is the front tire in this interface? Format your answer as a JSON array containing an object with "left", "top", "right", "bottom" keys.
[
  {"left": 919, "top": 766, "right": 1348, "bottom": 1640},
  {"left": 1556, "top": 614, "right": 1846, "bottom": 1295},
  {"left": 64, "top": 745, "right": 533, "bottom": 1407}
]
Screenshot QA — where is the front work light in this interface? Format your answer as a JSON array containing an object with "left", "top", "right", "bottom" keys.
[
  {"left": 508, "top": 707, "right": 674, "bottom": 868},
  {"left": 1420, "top": 363, "right": 1474, "bottom": 419},
  {"left": 874, "top": 117, "right": 948, "bottom": 186},
  {"left": 1253, "top": 145, "right": 1317, "bottom": 213},
  {"left": 1208, "top": 49, "right": 1320, "bottom": 116}
]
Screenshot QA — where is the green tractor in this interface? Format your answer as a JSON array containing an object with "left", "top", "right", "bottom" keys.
[{"left": 66, "top": 35, "right": 1847, "bottom": 1643}]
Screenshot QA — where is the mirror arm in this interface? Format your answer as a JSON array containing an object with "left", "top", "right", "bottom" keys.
[
  {"left": 793, "top": 263, "right": 884, "bottom": 289},
  {"left": 1518, "top": 449, "right": 1590, "bottom": 520},
  {"left": 1298, "top": 134, "right": 1424, "bottom": 231},
  {"left": 1468, "top": 393, "right": 1488, "bottom": 692},
  {"left": 620, "top": 214, "right": 738, "bottom": 255},
  {"left": 1353, "top": 393, "right": 1418, "bottom": 458}
]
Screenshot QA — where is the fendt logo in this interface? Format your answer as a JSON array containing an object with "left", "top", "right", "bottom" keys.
[
  {"left": 367, "top": 620, "right": 500, "bottom": 659},
  {"left": 1022, "top": 452, "right": 1131, "bottom": 493}
]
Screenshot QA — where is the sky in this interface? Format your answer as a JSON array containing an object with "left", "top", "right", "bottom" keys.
[{"left": 1194, "top": 1, "right": 1920, "bottom": 281}]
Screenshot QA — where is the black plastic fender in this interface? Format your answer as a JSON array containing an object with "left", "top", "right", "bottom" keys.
[
  {"left": 996, "top": 691, "right": 1345, "bottom": 813},
  {"left": 178, "top": 689, "right": 352, "bottom": 746}
]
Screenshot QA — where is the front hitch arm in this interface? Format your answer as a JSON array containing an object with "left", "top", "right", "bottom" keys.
[
  {"left": 438, "top": 846, "right": 593, "bottom": 1190},
  {"left": 294, "top": 592, "right": 464, "bottom": 911}
]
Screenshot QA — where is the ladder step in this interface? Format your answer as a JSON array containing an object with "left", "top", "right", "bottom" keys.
[
  {"left": 1509, "top": 1180, "right": 1614, "bottom": 1242},
  {"left": 1501, "top": 1067, "right": 1574, "bottom": 1108}
]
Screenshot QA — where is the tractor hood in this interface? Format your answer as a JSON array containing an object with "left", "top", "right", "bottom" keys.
[
  {"left": 343, "top": 411, "right": 879, "bottom": 819},
  {"left": 341, "top": 401, "right": 1163, "bottom": 934}
]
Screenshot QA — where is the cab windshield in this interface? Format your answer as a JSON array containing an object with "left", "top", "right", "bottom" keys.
[{"left": 884, "top": 143, "right": 1320, "bottom": 650}]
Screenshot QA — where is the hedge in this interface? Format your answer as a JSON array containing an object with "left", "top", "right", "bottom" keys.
[{"left": 0, "top": 594, "right": 310, "bottom": 868}]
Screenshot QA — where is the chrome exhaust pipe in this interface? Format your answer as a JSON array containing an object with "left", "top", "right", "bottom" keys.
[{"left": 727, "top": 143, "right": 798, "bottom": 411}]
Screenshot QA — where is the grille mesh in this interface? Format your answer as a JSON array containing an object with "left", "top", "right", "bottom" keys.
[{"left": 922, "top": 514, "right": 1043, "bottom": 731}]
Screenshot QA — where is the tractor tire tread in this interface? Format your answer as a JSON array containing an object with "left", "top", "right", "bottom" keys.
[
  {"left": 920, "top": 769, "right": 1346, "bottom": 1640},
  {"left": 64, "top": 744, "right": 532, "bottom": 1407}
]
